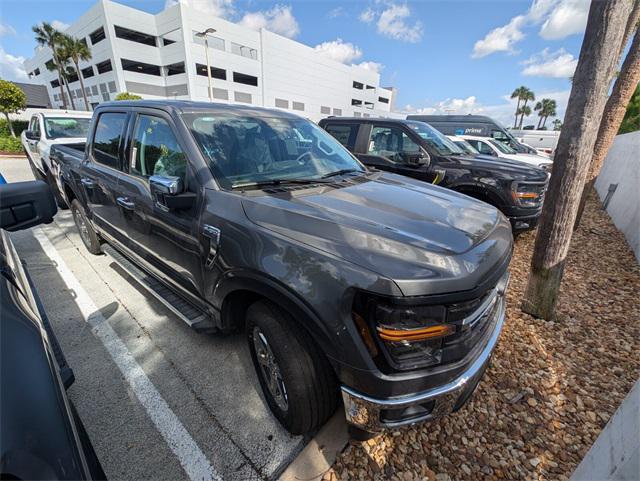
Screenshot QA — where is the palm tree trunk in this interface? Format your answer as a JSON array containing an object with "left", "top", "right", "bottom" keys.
[
  {"left": 542, "top": 115, "right": 548, "bottom": 129},
  {"left": 57, "top": 71, "right": 67, "bottom": 109},
  {"left": 522, "top": 0, "right": 633, "bottom": 321},
  {"left": 519, "top": 100, "right": 528, "bottom": 128},
  {"left": 514, "top": 99, "right": 521, "bottom": 129},
  {"left": 4, "top": 112, "right": 15, "bottom": 137},
  {"left": 74, "top": 60, "right": 90, "bottom": 111},
  {"left": 574, "top": 24, "right": 640, "bottom": 229},
  {"left": 64, "top": 79, "right": 76, "bottom": 110}
]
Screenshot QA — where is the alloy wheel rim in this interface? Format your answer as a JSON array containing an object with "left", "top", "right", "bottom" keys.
[
  {"left": 253, "top": 326, "right": 288, "bottom": 412},
  {"left": 73, "top": 208, "right": 91, "bottom": 245}
]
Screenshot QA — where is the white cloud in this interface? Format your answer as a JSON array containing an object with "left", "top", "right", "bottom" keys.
[
  {"left": 354, "top": 61, "right": 384, "bottom": 74},
  {"left": 314, "top": 39, "right": 362, "bottom": 64},
  {"left": 327, "top": 7, "right": 345, "bottom": 19},
  {"left": 521, "top": 48, "right": 577, "bottom": 77},
  {"left": 51, "top": 20, "right": 70, "bottom": 31},
  {"left": 165, "top": 0, "right": 235, "bottom": 19},
  {"left": 0, "top": 47, "right": 28, "bottom": 82},
  {"left": 539, "top": 0, "right": 589, "bottom": 39},
  {"left": 239, "top": 4, "right": 299, "bottom": 38},
  {"left": 472, "top": 0, "right": 589, "bottom": 58},
  {"left": 472, "top": 15, "right": 526, "bottom": 58},
  {"left": 405, "top": 89, "right": 571, "bottom": 127},
  {"left": 0, "top": 23, "right": 16, "bottom": 37},
  {"left": 359, "top": 3, "right": 423, "bottom": 43}
]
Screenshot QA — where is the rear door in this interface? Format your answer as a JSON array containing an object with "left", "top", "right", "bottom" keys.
[
  {"left": 78, "top": 110, "right": 129, "bottom": 246},
  {"left": 115, "top": 109, "right": 204, "bottom": 298}
]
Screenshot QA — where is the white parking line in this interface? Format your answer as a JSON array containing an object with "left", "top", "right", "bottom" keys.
[{"left": 34, "top": 228, "right": 221, "bottom": 481}]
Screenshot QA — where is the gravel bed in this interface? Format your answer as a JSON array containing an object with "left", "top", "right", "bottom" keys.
[{"left": 326, "top": 191, "right": 640, "bottom": 481}]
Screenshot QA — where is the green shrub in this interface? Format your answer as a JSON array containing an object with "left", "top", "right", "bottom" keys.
[
  {"left": 0, "top": 118, "right": 28, "bottom": 137},
  {"left": 0, "top": 135, "right": 23, "bottom": 153}
]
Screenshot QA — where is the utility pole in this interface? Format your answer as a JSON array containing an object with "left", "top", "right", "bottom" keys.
[{"left": 195, "top": 28, "right": 216, "bottom": 102}]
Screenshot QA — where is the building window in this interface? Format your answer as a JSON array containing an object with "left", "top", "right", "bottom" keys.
[
  {"left": 45, "top": 59, "right": 55, "bottom": 70},
  {"left": 89, "top": 27, "right": 106, "bottom": 45},
  {"left": 232, "top": 72, "right": 258, "bottom": 87},
  {"left": 96, "top": 60, "right": 113, "bottom": 74},
  {"left": 102, "top": 92, "right": 110, "bottom": 102},
  {"left": 292, "top": 101, "right": 304, "bottom": 111},
  {"left": 354, "top": 112, "right": 362, "bottom": 117},
  {"left": 363, "top": 113, "right": 371, "bottom": 117},
  {"left": 33, "top": 68, "right": 40, "bottom": 76},
  {"left": 213, "top": 88, "right": 228, "bottom": 100},
  {"left": 365, "top": 101, "right": 374, "bottom": 109},
  {"left": 67, "top": 71, "right": 79, "bottom": 84},
  {"left": 121, "top": 59, "right": 161, "bottom": 76},
  {"left": 195, "top": 63, "right": 226, "bottom": 80},
  {"left": 99, "top": 83, "right": 108, "bottom": 94},
  {"left": 76, "top": 88, "right": 83, "bottom": 97},
  {"left": 53, "top": 93, "right": 59, "bottom": 101},
  {"left": 333, "top": 108, "right": 342, "bottom": 116},
  {"left": 351, "top": 99, "right": 363, "bottom": 106},
  {"left": 115, "top": 25, "right": 157, "bottom": 47},
  {"left": 378, "top": 96, "right": 389, "bottom": 104},
  {"left": 50, "top": 79, "right": 60, "bottom": 88},
  {"left": 234, "top": 91, "right": 252, "bottom": 103},
  {"left": 192, "top": 31, "right": 225, "bottom": 51},
  {"left": 91, "top": 85, "right": 99, "bottom": 95},
  {"left": 81, "top": 66, "right": 95, "bottom": 79},
  {"left": 320, "top": 106, "right": 331, "bottom": 115},
  {"left": 353, "top": 81, "right": 364, "bottom": 90},
  {"left": 166, "top": 62, "right": 185, "bottom": 76},
  {"left": 231, "top": 42, "right": 258, "bottom": 60},
  {"left": 108, "top": 81, "right": 117, "bottom": 93},
  {"left": 366, "top": 84, "right": 375, "bottom": 89},
  {"left": 162, "top": 38, "right": 176, "bottom": 46},
  {"left": 85, "top": 87, "right": 91, "bottom": 96},
  {"left": 274, "top": 99, "right": 288, "bottom": 109}
]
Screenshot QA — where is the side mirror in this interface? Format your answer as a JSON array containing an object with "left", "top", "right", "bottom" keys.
[
  {"left": 149, "top": 175, "right": 195, "bottom": 211},
  {"left": 402, "top": 151, "right": 430, "bottom": 167},
  {"left": 0, "top": 181, "right": 57, "bottom": 231},
  {"left": 25, "top": 130, "right": 39, "bottom": 141}
]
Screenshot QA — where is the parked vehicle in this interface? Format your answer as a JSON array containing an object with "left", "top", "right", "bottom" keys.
[
  {"left": 446, "top": 135, "right": 480, "bottom": 155},
  {"left": 407, "top": 114, "right": 539, "bottom": 155},
  {"left": 510, "top": 129, "right": 560, "bottom": 157},
  {"left": 319, "top": 117, "right": 549, "bottom": 232},
  {"left": 0, "top": 179, "right": 105, "bottom": 480},
  {"left": 56, "top": 100, "right": 512, "bottom": 438},
  {"left": 21, "top": 110, "right": 93, "bottom": 208},
  {"left": 460, "top": 135, "right": 553, "bottom": 170}
]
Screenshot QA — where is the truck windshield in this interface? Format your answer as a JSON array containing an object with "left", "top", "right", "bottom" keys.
[
  {"left": 405, "top": 121, "right": 464, "bottom": 156},
  {"left": 453, "top": 140, "right": 479, "bottom": 155},
  {"left": 44, "top": 118, "right": 91, "bottom": 139},
  {"left": 182, "top": 113, "right": 366, "bottom": 189}
]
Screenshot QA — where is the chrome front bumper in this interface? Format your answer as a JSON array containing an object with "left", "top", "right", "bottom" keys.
[{"left": 341, "top": 293, "right": 506, "bottom": 432}]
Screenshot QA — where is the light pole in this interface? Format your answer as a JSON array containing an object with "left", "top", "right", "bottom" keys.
[{"left": 195, "top": 28, "right": 217, "bottom": 102}]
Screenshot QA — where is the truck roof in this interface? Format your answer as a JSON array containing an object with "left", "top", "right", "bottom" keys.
[
  {"left": 97, "top": 100, "right": 305, "bottom": 120},
  {"left": 320, "top": 117, "right": 411, "bottom": 124},
  {"left": 406, "top": 114, "right": 497, "bottom": 123},
  {"left": 34, "top": 109, "right": 93, "bottom": 118}
]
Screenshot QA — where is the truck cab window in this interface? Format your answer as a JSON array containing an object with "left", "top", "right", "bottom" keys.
[
  {"left": 367, "top": 126, "right": 420, "bottom": 162},
  {"left": 131, "top": 115, "right": 186, "bottom": 181},
  {"left": 324, "top": 124, "right": 358, "bottom": 150},
  {"left": 93, "top": 112, "right": 127, "bottom": 169}
]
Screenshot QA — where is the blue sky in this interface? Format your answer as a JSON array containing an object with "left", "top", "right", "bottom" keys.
[{"left": 0, "top": 0, "right": 589, "bottom": 126}]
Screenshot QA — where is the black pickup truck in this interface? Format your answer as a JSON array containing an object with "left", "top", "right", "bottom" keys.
[
  {"left": 52, "top": 100, "right": 512, "bottom": 438},
  {"left": 318, "top": 118, "right": 549, "bottom": 232}
]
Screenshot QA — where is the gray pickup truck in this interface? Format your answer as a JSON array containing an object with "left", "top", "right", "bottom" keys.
[{"left": 51, "top": 101, "right": 512, "bottom": 438}]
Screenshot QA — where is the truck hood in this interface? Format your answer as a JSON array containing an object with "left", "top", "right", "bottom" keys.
[
  {"left": 454, "top": 154, "right": 549, "bottom": 181},
  {"left": 242, "top": 172, "right": 513, "bottom": 296}
]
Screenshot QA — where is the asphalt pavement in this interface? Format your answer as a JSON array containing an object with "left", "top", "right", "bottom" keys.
[{"left": 2, "top": 157, "right": 310, "bottom": 481}]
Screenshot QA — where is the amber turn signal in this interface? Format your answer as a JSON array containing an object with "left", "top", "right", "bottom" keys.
[{"left": 377, "top": 324, "right": 453, "bottom": 342}]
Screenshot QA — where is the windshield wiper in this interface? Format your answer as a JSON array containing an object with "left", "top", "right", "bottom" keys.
[
  {"left": 233, "top": 178, "right": 332, "bottom": 190},
  {"left": 320, "top": 168, "right": 363, "bottom": 179}
]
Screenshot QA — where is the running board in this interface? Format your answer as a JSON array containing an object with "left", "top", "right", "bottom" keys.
[{"left": 102, "top": 244, "right": 215, "bottom": 333}]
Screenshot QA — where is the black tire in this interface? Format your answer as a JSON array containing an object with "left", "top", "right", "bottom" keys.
[
  {"left": 246, "top": 300, "right": 338, "bottom": 435},
  {"left": 46, "top": 167, "right": 69, "bottom": 210},
  {"left": 70, "top": 199, "right": 102, "bottom": 255}
]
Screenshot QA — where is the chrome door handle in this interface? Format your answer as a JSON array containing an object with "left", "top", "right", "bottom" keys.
[
  {"left": 116, "top": 197, "right": 135, "bottom": 210},
  {"left": 80, "top": 177, "right": 95, "bottom": 188}
]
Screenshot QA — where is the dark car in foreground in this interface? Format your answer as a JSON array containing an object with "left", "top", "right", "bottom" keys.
[
  {"left": 319, "top": 117, "right": 549, "bottom": 232},
  {"left": 54, "top": 100, "right": 512, "bottom": 438},
  {"left": 0, "top": 180, "right": 105, "bottom": 480}
]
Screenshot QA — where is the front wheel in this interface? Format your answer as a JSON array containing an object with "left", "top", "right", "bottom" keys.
[
  {"left": 70, "top": 199, "right": 102, "bottom": 255},
  {"left": 46, "top": 167, "right": 68, "bottom": 210},
  {"left": 246, "top": 300, "right": 338, "bottom": 435}
]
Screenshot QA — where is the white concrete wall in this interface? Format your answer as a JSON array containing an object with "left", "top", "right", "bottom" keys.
[
  {"left": 595, "top": 131, "right": 640, "bottom": 262},
  {"left": 570, "top": 380, "right": 640, "bottom": 481}
]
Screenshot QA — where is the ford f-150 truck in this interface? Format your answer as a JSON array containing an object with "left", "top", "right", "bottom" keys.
[
  {"left": 318, "top": 117, "right": 550, "bottom": 232},
  {"left": 21, "top": 110, "right": 93, "bottom": 208},
  {"left": 53, "top": 101, "right": 512, "bottom": 438}
]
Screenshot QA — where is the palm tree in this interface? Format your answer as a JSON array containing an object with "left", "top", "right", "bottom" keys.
[
  {"left": 511, "top": 86, "right": 528, "bottom": 128},
  {"left": 535, "top": 98, "right": 557, "bottom": 129},
  {"left": 518, "top": 88, "right": 535, "bottom": 128},
  {"left": 60, "top": 64, "right": 77, "bottom": 110},
  {"left": 32, "top": 22, "right": 67, "bottom": 109},
  {"left": 59, "top": 35, "right": 92, "bottom": 111}
]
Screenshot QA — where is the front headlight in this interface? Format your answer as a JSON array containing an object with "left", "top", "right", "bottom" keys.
[{"left": 511, "top": 181, "right": 546, "bottom": 208}]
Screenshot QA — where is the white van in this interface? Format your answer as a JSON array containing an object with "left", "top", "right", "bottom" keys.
[
  {"left": 461, "top": 135, "right": 553, "bottom": 171},
  {"left": 510, "top": 129, "right": 560, "bottom": 157}
]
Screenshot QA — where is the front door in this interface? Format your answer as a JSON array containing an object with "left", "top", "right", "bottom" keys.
[
  {"left": 78, "top": 111, "right": 129, "bottom": 247},
  {"left": 115, "top": 111, "right": 204, "bottom": 298},
  {"left": 26, "top": 116, "right": 42, "bottom": 168}
]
